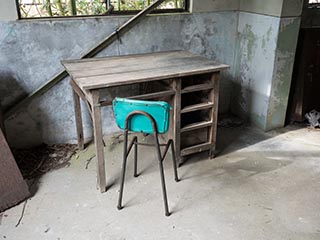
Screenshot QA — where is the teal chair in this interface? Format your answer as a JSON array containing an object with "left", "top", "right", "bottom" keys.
[{"left": 112, "top": 98, "right": 179, "bottom": 217}]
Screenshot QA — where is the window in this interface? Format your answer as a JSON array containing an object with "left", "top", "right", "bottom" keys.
[
  {"left": 17, "top": 0, "right": 188, "bottom": 19},
  {"left": 308, "top": 0, "right": 320, "bottom": 8}
]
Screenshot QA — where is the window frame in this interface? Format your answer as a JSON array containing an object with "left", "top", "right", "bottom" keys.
[{"left": 16, "top": 0, "right": 189, "bottom": 20}]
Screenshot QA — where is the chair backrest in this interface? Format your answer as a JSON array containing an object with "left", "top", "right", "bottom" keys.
[{"left": 112, "top": 98, "right": 172, "bottom": 134}]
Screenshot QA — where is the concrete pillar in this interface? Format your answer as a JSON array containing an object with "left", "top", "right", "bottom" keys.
[
  {"left": 0, "top": 0, "right": 18, "bottom": 21},
  {"left": 233, "top": 0, "right": 303, "bottom": 130}
]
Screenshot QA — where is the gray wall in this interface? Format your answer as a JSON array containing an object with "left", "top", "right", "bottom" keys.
[
  {"left": 0, "top": 0, "right": 304, "bottom": 147},
  {"left": 0, "top": 12, "right": 238, "bottom": 147},
  {"left": 232, "top": 0, "right": 302, "bottom": 130},
  {"left": 0, "top": 0, "right": 17, "bottom": 20},
  {"left": 191, "top": 0, "right": 239, "bottom": 12}
]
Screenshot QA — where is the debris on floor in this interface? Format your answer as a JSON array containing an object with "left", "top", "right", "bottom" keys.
[
  {"left": 12, "top": 144, "right": 77, "bottom": 180},
  {"left": 218, "top": 114, "right": 244, "bottom": 128},
  {"left": 305, "top": 109, "right": 320, "bottom": 128}
]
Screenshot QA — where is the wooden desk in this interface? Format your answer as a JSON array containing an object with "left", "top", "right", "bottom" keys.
[{"left": 62, "top": 51, "right": 228, "bottom": 192}]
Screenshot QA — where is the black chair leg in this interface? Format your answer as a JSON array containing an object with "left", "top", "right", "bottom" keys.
[
  {"left": 170, "top": 140, "right": 179, "bottom": 182},
  {"left": 158, "top": 160, "right": 170, "bottom": 217},
  {"left": 118, "top": 130, "right": 129, "bottom": 210},
  {"left": 154, "top": 135, "right": 170, "bottom": 217},
  {"left": 134, "top": 138, "right": 138, "bottom": 177}
]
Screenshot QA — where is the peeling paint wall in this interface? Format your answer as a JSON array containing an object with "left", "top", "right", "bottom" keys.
[
  {"left": 266, "top": 17, "right": 300, "bottom": 130},
  {"left": 0, "top": 0, "right": 304, "bottom": 147},
  {"left": 233, "top": 1, "right": 302, "bottom": 130},
  {"left": 0, "top": 12, "right": 238, "bottom": 147},
  {"left": 233, "top": 12, "right": 279, "bottom": 129}
]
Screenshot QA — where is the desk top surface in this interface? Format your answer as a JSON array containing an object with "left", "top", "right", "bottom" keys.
[{"left": 62, "top": 51, "right": 229, "bottom": 90}]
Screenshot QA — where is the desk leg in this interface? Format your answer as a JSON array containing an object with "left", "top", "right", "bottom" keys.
[
  {"left": 91, "top": 90, "right": 107, "bottom": 193},
  {"left": 172, "top": 78, "right": 181, "bottom": 165},
  {"left": 208, "top": 73, "right": 220, "bottom": 159},
  {"left": 72, "top": 89, "right": 84, "bottom": 150}
]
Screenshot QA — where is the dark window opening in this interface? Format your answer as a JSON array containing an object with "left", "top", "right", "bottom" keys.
[{"left": 308, "top": 0, "right": 320, "bottom": 8}]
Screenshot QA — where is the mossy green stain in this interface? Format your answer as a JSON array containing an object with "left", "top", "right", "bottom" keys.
[
  {"left": 262, "top": 26, "right": 273, "bottom": 50},
  {"left": 242, "top": 24, "right": 257, "bottom": 61},
  {"left": 266, "top": 18, "right": 300, "bottom": 130},
  {"left": 277, "top": 18, "right": 300, "bottom": 53}
]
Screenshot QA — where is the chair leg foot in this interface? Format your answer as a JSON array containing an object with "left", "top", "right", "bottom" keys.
[
  {"left": 118, "top": 130, "right": 128, "bottom": 213},
  {"left": 117, "top": 205, "right": 123, "bottom": 210},
  {"left": 170, "top": 140, "right": 179, "bottom": 182},
  {"left": 165, "top": 211, "right": 171, "bottom": 217}
]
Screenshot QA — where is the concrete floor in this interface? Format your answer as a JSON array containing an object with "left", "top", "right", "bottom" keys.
[{"left": 1, "top": 125, "right": 320, "bottom": 240}]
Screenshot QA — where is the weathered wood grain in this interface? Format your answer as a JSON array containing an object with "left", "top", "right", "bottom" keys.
[
  {"left": 0, "top": 129, "right": 30, "bottom": 212},
  {"left": 208, "top": 73, "right": 220, "bottom": 159},
  {"left": 172, "top": 78, "right": 182, "bottom": 165},
  {"left": 62, "top": 51, "right": 228, "bottom": 90},
  {"left": 72, "top": 89, "right": 84, "bottom": 150},
  {"left": 90, "top": 90, "right": 107, "bottom": 193}
]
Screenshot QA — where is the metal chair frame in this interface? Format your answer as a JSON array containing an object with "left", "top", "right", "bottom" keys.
[{"left": 117, "top": 110, "right": 179, "bottom": 217}]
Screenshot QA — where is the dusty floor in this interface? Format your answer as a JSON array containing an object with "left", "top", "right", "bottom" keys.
[{"left": 1, "top": 125, "right": 320, "bottom": 240}]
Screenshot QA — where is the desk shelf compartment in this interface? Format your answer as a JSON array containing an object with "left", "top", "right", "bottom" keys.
[
  {"left": 180, "top": 128, "right": 211, "bottom": 157},
  {"left": 181, "top": 90, "right": 213, "bottom": 113},
  {"left": 178, "top": 72, "right": 219, "bottom": 159}
]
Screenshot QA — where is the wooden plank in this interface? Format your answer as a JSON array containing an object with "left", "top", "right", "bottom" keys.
[
  {"left": 72, "top": 89, "right": 85, "bottom": 150},
  {"left": 208, "top": 73, "right": 220, "bottom": 159},
  {"left": 0, "top": 128, "right": 30, "bottom": 212},
  {"left": 99, "top": 90, "right": 176, "bottom": 107},
  {"left": 181, "top": 82, "right": 214, "bottom": 94},
  {"left": 64, "top": 52, "right": 205, "bottom": 77},
  {"left": 181, "top": 121, "right": 212, "bottom": 133},
  {"left": 128, "top": 90, "right": 176, "bottom": 100},
  {"left": 180, "top": 142, "right": 212, "bottom": 157},
  {"left": 4, "top": 0, "right": 167, "bottom": 119},
  {"left": 63, "top": 50, "right": 188, "bottom": 72},
  {"left": 172, "top": 78, "right": 182, "bottom": 165},
  {"left": 70, "top": 79, "right": 89, "bottom": 102},
  {"left": 90, "top": 90, "right": 107, "bottom": 193},
  {"left": 181, "top": 102, "right": 214, "bottom": 114},
  {"left": 76, "top": 63, "right": 228, "bottom": 90},
  {"left": 71, "top": 58, "right": 219, "bottom": 80}
]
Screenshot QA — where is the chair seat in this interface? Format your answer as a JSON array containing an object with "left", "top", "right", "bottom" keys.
[{"left": 112, "top": 98, "right": 172, "bottom": 134}]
